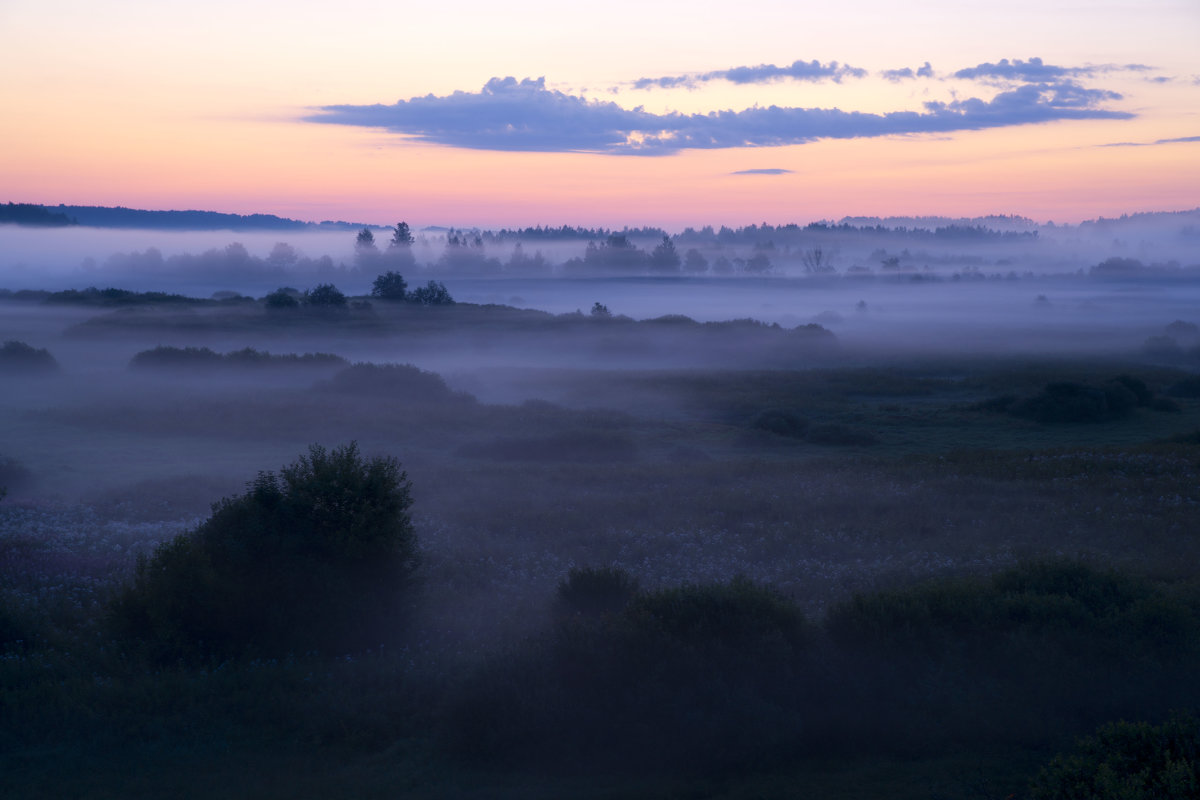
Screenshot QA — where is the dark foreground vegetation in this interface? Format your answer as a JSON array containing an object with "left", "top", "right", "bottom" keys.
[{"left": 2, "top": 290, "right": 1200, "bottom": 798}]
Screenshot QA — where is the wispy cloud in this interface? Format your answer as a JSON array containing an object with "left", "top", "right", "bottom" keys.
[
  {"left": 1101, "top": 134, "right": 1200, "bottom": 147},
  {"left": 307, "top": 69, "right": 1134, "bottom": 157},
  {"left": 731, "top": 168, "right": 794, "bottom": 175},
  {"left": 954, "top": 57, "right": 1153, "bottom": 83},
  {"left": 881, "top": 62, "right": 934, "bottom": 82},
  {"left": 633, "top": 59, "right": 865, "bottom": 90}
]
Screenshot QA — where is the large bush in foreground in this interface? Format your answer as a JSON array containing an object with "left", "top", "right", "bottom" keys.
[{"left": 110, "top": 443, "right": 416, "bottom": 658}]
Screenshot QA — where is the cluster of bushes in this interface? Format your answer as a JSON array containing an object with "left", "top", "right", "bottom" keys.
[
  {"left": 42, "top": 286, "right": 197, "bottom": 306},
  {"left": 10, "top": 435, "right": 1200, "bottom": 793},
  {"left": 441, "top": 561, "right": 1200, "bottom": 775},
  {"left": 0, "top": 340, "right": 59, "bottom": 373},
  {"left": 370, "top": 271, "right": 455, "bottom": 306},
  {"left": 129, "top": 346, "right": 347, "bottom": 370},
  {"left": 109, "top": 443, "right": 417, "bottom": 658},
  {"left": 981, "top": 375, "right": 1179, "bottom": 423},
  {"left": 751, "top": 408, "right": 878, "bottom": 445},
  {"left": 263, "top": 283, "right": 357, "bottom": 309}
]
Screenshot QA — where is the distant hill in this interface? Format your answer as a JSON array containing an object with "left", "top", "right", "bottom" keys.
[
  {"left": 0, "top": 202, "right": 78, "bottom": 227},
  {"left": 32, "top": 204, "right": 376, "bottom": 232}
]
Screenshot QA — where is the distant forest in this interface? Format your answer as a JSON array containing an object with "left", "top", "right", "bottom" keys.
[
  {"left": 0, "top": 203, "right": 78, "bottom": 227},
  {"left": 0, "top": 203, "right": 369, "bottom": 232}
]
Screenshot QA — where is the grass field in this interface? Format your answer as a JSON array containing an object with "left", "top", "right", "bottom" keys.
[{"left": 3, "top": 295, "right": 1200, "bottom": 797}]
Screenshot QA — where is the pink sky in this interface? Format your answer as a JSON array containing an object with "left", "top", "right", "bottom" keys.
[{"left": 2, "top": 0, "right": 1197, "bottom": 229}]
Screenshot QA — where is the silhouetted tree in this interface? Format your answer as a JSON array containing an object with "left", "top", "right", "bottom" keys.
[
  {"left": 591, "top": 302, "right": 612, "bottom": 318},
  {"left": 650, "top": 235, "right": 681, "bottom": 272},
  {"left": 408, "top": 280, "right": 454, "bottom": 306},
  {"left": 264, "top": 287, "right": 300, "bottom": 309},
  {"left": 355, "top": 228, "right": 377, "bottom": 251},
  {"left": 389, "top": 222, "right": 414, "bottom": 247},
  {"left": 355, "top": 228, "right": 380, "bottom": 270},
  {"left": 744, "top": 253, "right": 772, "bottom": 274},
  {"left": 267, "top": 242, "right": 299, "bottom": 268},
  {"left": 371, "top": 271, "right": 409, "bottom": 301},
  {"left": 683, "top": 248, "right": 709, "bottom": 273},
  {"left": 304, "top": 283, "right": 348, "bottom": 307},
  {"left": 801, "top": 247, "right": 833, "bottom": 274},
  {"left": 109, "top": 443, "right": 417, "bottom": 656}
]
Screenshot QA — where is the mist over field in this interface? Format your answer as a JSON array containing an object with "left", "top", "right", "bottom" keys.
[{"left": 4, "top": 208, "right": 1200, "bottom": 798}]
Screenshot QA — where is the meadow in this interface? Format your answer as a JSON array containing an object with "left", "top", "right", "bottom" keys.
[{"left": 2, "top": 280, "right": 1200, "bottom": 798}]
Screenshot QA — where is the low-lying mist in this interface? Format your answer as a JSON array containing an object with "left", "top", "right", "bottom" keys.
[{"left": 4, "top": 210, "right": 1200, "bottom": 797}]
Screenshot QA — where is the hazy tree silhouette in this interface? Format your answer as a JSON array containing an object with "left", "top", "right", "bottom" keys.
[
  {"left": 650, "top": 235, "right": 681, "bottom": 272},
  {"left": 371, "top": 271, "right": 409, "bottom": 301},
  {"left": 389, "top": 222, "right": 414, "bottom": 247},
  {"left": 304, "top": 283, "right": 347, "bottom": 307}
]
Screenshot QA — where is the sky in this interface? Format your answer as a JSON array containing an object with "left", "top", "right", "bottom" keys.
[{"left": 1, "top": 0, "right": 1198, "bottom": 229}]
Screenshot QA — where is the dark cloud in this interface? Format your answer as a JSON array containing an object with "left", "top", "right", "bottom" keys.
[
  {"left": 634, "top": 59, "right": 865, "bottom": 90},
  {"left": 882, "top": 62, "right": 934, "bottom": 82},
  {"left": 307, "top": 76, "right": 1134, "bottom": 157},
  {"left": 1101, "top": 134, "right": 1200, "bottom": 148},
  {"left": 731, "top": 168, "right": 794, "bottom": 175},
  {"left": 955, "top": 57, "right": 1154, "bottom": 83}
]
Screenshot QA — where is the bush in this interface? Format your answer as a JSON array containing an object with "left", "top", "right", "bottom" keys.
[
  {"left": 371, "top": 271, "right": 408, "bottom": 301},
  {"left": 1012, "top": 381, "right": 1137, "bottom": 424},
  {"left": 1031, "top": 714, "right": 1200, "bottom": 800},
  {"left": 445, "top": 577, "right": 815, "bottom": 773},
  {"left": 408, "top": 280, "right": 454, "bottom": 306},
  {"left": 0, "top": 340, "right": 59, "bottom": 373},
  {"left": 264, "top": 287, "right": 300, "bottom": 309},
  {"left": 130, "top": 346, "right": 346, "bottom": 370},
  {"left": 319, "top": 362, "right": 466, "bottom": 404},
  {"left": 824, "top": 561, "right": 1200, "bottom": 748},
  {"left": 554, "top": 566, "right": 639, "bottom": 620},
  {"left": 304, "top": 283, "right": 347, "bottom": 307},
  {"left": 109, "top": 443, "right": 417, "bottom": 658}
]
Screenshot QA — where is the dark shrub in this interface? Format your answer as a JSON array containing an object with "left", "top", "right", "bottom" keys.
[
  {"left": 129, "top": 345, "right": 222, "bottom": 369},
  {"left": 131, "top": 346, "right": 345, "bottom": 370},
  {"left": 751, "top": 408, "right": 809, "bottom": 438},
  {"left": 371, "top": 271, "right": 408, "bottom": 301},
  {"left": 1031, "top": 714, "right": 1200, "bottom": 800},
  {"left": 625, "top": 577, "right": 809, "bottom": 651},
  {"left": 303, "top": 283, "right": 347, "bottom": 307},
  {"left": 445, "top": 577, "right": 815, "bottom": 774},
  {"left": 1012, "top": 381, "right": 1136, "bottom": 423},
  {"left": 1110, "top": 374, "right": 1153, "bottom": 406},
  {"left": 264, "top": 287, "right": 300, "bottom": 309},
  {"left": 554, "top": 566, "right": 639, "bottom": 620},
  {"left": 825, "top": 561, "right": 1200, "bottom": 748},
  {"left": 320, "top": 362, "right": 465, "bottom": 404},
  {"left": 0, "top": 340, "right": 59, "bottom": 373},
  {"left": 408, "top": 280, "right": 454, "bottom": 306},
  {"left": 109, "top": 443, "right": 417, "bottom": 658}
]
